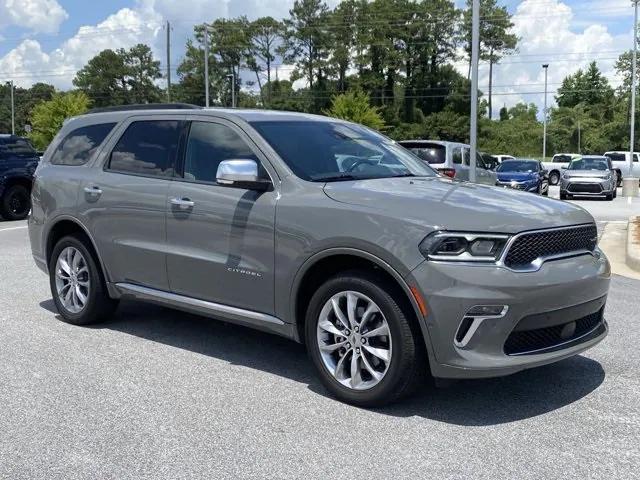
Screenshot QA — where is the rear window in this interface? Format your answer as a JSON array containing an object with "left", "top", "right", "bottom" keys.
[
  {"left": 399, "top": 143, "right": 446, "bottom": 164},
  {"left": 605, "top": 153, "right": 625, "bottom": 162},
  {"left": 553, "top": 155, "right": 573, "bottom": 163},
  {"left": 0, "top": 137, "right": 36, "bottom": 156},
  {"left": 51, "top": 123, "right": 116, "bottom": 166}
]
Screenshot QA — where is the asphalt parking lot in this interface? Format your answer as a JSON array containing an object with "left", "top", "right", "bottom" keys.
[{"left": 1, "top": 191, "right": 639, "bottom": 479}]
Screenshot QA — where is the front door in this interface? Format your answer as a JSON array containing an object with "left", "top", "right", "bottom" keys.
[{"left": 165, "top": 118, "right": 277, "bottom": 315}]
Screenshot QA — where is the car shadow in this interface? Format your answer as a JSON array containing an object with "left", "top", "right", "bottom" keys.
[{"left": 38, "top": 298, "right": 606, "bottom": 426}]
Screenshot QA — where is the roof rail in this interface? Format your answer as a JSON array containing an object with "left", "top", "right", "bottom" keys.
[{"left": 87, "top": 103, "right": 202, "bottom": 114}]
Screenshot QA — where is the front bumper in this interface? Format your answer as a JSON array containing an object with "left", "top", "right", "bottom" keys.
[
  {"left": 560, "top": 177, "right": 615, "bottom": 195},
  {"left": 409, "top": 250, "right": 611, "bottom": 379}
]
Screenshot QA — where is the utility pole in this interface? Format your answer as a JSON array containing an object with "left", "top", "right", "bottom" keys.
[
  {"left": 542, "top": 64, "right": 549, "bottom": 161},
  {"left": 10, "top": 81, "right": 15, "bottom": 135},
  {"left": 166, "top": 21, "right": 171, "bottom": 102},
  {"left": 577, "top": 120, "right": 581, "bottom": 154},
  {"left": 203, "top": 23, "right": 210, "bottom": 108},
  {"left": 469, "top": 0, "right": 480, "bottom": 183}
]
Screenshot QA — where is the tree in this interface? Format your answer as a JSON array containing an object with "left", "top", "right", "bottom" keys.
[
  {"left": 73, "top": 45, "right": 163, "bottom": 107},
  {"left": 556, "top": 62, "right": 613, "bottom": 109},
  {"left": 325, "top": 90, "right": 385, "bottom": 129},
  {"left": 462, "top": 0, "right": 517, "bottom": 118},
  {"left": 28, "top": 92, "right": 90, "bottom": 149},
  {"left": 0, "top": 82, "right": 55, "bottom": 134},
  {"left": 247, "top": 17, "right": 283, "bottom": 106}
]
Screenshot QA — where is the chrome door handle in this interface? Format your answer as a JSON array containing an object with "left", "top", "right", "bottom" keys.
[
  {"left": 83, "top": 186, "right": 102, "bottom": 196},
  {"left": 170, "top": 197, "right": 195, "bottom": 209}
]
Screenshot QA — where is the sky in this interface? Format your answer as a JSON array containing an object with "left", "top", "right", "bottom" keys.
[{"left": 0, "top": 0, "right": 636, "bottom": 118}]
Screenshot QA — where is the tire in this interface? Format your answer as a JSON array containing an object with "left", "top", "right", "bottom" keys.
[
  {"left": 613, "top": 188, "right": 617, "bottom": 199},
  {"left": 0, "top": 184, "right": 30, "bottom": 220},
  {"left": 605, "top": 192, "right": 613, "bottom": 201},
  {"left": 560, "top": 192, "right": 567, "bottom": 200},
  {"left": 49, "top": 235, "right": 117, "bottom": 325},
  {"left": 549, "top": 171, "right": 560, "bottom": 186},
  {"left": 616, "top": 172, "right": 622, "bottom": 187},
  {"left": 305, "top": 270, "right": 424, "bottom": 407},
  {"left": 542, "top": 186, "right": 549, "bottom": 196}
]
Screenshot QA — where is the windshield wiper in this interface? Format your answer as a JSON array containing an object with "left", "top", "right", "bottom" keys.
[{"left": 311, "top": 173, "right": 359, "bottom": 182}]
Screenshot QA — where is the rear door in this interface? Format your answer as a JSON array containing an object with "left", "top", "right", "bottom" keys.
[
  {"left": 77, "top": 115, "right": 186, "bottom": 291},
  {"left": 165, "top": 117, "right": 278, "bottom": 314}
]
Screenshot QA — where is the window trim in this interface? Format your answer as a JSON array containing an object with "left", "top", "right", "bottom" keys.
[
  {"left": 103, "top": 118, "right": 188, "bottom": 180},
  {"left": 172, "top": 117, "right": 276, "bottom": 188}
]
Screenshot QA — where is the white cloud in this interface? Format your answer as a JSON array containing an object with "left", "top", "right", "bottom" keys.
[
  {"left": 477, "top": 0, "right": 632, "bottom": 118},
  {"left": 0, "top": 0, "right": 68, "bottom": 33},
  {"left": 0, "top": 6, "right": 162, "bottom": 88}
]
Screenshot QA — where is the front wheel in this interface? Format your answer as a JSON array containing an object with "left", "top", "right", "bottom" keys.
[
  {"left": 305, "top": 271, "right": 424, "bottom": 407},
  {"left": 0, "top": 184, "right": 30, "bottom": 220},
  {"left": 549, "top": 171, "right": 560, "bottom": 186},
  {"left": 49, "top": 235, "right": 117, "bottom": 325}
]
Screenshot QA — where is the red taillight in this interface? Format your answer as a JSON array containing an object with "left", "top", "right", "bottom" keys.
[{"left": 438, "top": 168, "right": 456, "bottom": 178}]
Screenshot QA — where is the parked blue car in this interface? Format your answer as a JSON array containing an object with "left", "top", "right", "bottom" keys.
[{"left": 495, "top": 159, "right": 549, "bottom": 195}]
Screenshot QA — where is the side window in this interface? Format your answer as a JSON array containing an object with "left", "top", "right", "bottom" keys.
[
  {"left": 183, "top": 122, "right": 259, "bottom": 183},
  {"left": 51, "top": 123, "right": 116, "bottom": 166},
  {"left": 108, "top": 120, "right": 182, "bottom": 177},
  {"left": 452, "top": 147, "right": 462, "bottom": 165},
  {"left": 634, "top": 154, "right": 639, "bottom": 162},
  {"left": 476, "top": 153, "right": 487, "bottom": 169}
]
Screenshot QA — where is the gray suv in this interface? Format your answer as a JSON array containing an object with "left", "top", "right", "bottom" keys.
[{"left": 29, "top": 106, "right": 610, "bottom": 407}]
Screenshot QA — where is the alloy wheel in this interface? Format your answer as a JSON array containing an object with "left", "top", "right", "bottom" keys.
[
  {"left": 316, "top": 291, "right": 392, "bottom": 390},
  {"left": 54, "top": 247, "right": 90, "bottom": 314}
]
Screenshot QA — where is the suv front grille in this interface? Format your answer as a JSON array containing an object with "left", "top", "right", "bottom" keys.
[
  {"left": 568, "top": 183, "right": 603, "bottom": 193},
  {"left": 504, "top": 308, "right": 604, "bottom": 355},
  {"left": 504, "top": 224, "right": 598, "bottom": 268}
]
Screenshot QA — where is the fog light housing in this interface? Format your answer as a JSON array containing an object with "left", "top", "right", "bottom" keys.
[{"left": 466, "top": 305, "right": 507, "bottom": 317}]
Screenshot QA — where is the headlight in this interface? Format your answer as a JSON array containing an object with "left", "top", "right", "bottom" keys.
[{"left": 419, "top": 232, "right": 510, "bottom": 263}]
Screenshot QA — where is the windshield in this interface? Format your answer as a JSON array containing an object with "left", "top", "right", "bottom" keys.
[
  {"left": 568, "top": 158, "right": 608, "bottom": 170},
  {"left": 398, "top": 142, "right": 446, "bottom": 164},
  {"left": 496, "top": 161, "right": 538, "bottom": 173},
  {"left": 250, "top": 120, "right": 436, "bottom": 181}
]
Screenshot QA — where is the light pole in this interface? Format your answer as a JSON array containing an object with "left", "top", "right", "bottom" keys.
[
  {"left": 469, "top": 0, "right": 480, "bottom": 183},
  {"left": 227, "top": 73, "right": 235, "bottom": 108},
  {"left": 624, "top": 0, "right": 640, "bottom": 197},
  {"left": 9, "top": 81, "right": 15, "bottom": 135},
  {"left": 542, "top": 64, "right": 549, "bottom": 161},
  {"left": 630, "top": 0, "right": 638, "bottom": 178}
]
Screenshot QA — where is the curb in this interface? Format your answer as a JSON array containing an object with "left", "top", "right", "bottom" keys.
[{"left": 626, "top": 216, "right": 640, "bottom": 273}]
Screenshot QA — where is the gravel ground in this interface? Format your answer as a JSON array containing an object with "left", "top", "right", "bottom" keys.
[{"left": 0, "top": 219, "right": 639, "bottom": 480}]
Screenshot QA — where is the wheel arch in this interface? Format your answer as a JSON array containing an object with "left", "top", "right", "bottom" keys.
[
  {"left": 45, "top": 216, "right": 111, "bottom": 286},
  {"left": 290, "top": 248, "right": 432, "bottom": 354}
]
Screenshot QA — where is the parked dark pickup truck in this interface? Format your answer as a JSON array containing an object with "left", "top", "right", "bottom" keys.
[{"left": 0, "top": 135, "right": 40, "bottom": 220}]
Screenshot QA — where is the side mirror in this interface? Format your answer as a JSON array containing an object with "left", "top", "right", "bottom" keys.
[{"left": 216, "top": 159, "right": 271, "bottom": 191}]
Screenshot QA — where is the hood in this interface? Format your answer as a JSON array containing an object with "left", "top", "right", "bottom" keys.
[
  {"left": 563, "top": 170, "right": 610, "bottom": 178},
  {"left": 496, "top": 171, "right": 538, "bottom": 182},
  {"left": 323, "top": 177, "right": 594, "bottom": 234}
]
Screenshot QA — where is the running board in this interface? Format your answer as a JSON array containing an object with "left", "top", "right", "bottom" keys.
[{"left": 113, "top": 282, "right": 296, "bottom": 340}]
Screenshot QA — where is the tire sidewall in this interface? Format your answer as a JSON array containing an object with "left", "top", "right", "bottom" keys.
[
  {"left": 49, "top": 236, "right": 104, "bottom": 325},
  {"left": 305, "top": 274, "right": 416, "bottom": 405},
  {"left": 550, "top": 171, "right": 559, "bottom": 185}
]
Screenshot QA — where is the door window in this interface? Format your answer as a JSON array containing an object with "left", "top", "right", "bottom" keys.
[
  {"left": 462, "top": 147, "right": 470, "bottom": 166},
  {"left": 108, "top": 120, "right": 183, "bottom": 177},
  {"left": 51, "top": 123, "right": 116, "bottom": 166},
  {"left": 182, "top": 122, "right": 259, "bottom": 183}
]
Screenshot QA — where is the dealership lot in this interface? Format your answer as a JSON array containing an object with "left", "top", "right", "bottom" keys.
[{"left": 1, "top": 191, "right": 639, "bottom": 479}]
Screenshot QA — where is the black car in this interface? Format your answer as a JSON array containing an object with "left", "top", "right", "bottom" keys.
[{"left": 0, "top": 135, "right": 40, "bottom": 220}]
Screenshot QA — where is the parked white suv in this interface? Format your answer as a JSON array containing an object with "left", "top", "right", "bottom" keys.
[{"left": 603, "top": 151, "right": 640, "bottom": 186}]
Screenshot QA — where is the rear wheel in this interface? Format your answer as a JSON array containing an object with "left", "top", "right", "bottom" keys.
[
  {"left": 49, "top": 235, "right": 117, "bottom": 325},
  {"left": 0, "top": 184, "right": 30, "bottom": 220}
]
